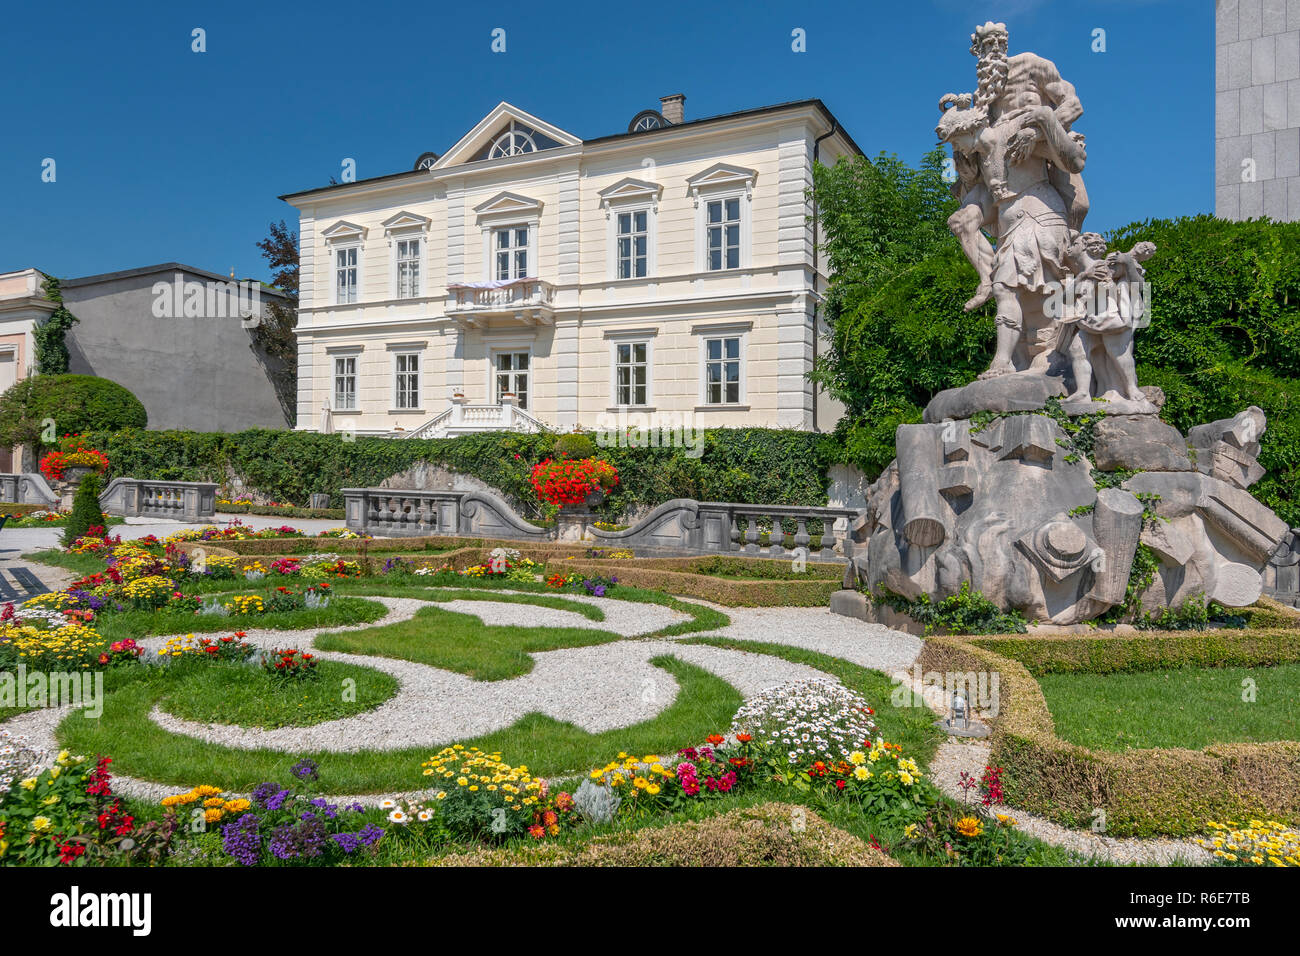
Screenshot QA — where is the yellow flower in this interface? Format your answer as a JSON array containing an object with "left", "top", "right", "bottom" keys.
[
  {"left": 31, "top": 816, "right": 52, "bottom": 833},
  {"left": 852, "top": 766, "right": 871, "bottom": 780},
  {"left": 954, "top": 816, "right": 983, "bottom": 838},
  {"left": 19, "top": 778, "right": 36, "bottom": 791},
  {"left": 848, "top": 751, "right": 866, "bottom": 765}
]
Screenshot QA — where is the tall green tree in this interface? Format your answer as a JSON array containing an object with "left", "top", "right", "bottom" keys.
[{"left": 254, "top": 220, "right": 300, "bottom": 425}]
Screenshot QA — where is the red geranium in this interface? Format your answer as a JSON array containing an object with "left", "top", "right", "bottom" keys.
[{"left": 529, "top": 457, "right": 619, "bottom": 506}]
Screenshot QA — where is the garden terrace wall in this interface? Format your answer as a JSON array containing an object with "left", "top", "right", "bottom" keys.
[{"left": 918, "top": 637, "right": 1300, "bottom": 837}]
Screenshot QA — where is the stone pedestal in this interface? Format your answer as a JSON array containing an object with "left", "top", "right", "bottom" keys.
[
  {"left": 58, "top": 467, "right": 96, "bottom": 511},
  {"left": 555, "top": 506, "right": 595, "bottom": 542}
]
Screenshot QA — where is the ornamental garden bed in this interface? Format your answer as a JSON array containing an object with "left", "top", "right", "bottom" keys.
[{"left": 918, "top": 630, "right": 1300, "bottom": 837}]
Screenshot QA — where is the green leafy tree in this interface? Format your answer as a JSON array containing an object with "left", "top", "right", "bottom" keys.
[
  {"left": 0, "top": 375, "right": 147, "bottom": 469},
  {"left": 254, "top": 220, "right": 300, "bottom": 425}
]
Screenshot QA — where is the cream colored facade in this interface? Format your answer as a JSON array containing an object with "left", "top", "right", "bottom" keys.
[{"left": 282, "top": 97, "right": 858, "bottom": 438}]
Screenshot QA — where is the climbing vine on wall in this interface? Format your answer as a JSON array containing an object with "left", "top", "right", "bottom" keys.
[{"left": 33, "top": 277, "right": 80, "bottom": 374}]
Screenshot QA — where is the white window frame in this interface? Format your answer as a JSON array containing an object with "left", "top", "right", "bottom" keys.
[
  {"left": 490, "top": 225, "right": 531, "bottom": 281},
  {"left": 322, "top": 221, "right": 368, "bottom": 306},
  {"left": 701, "top": 194, "right": 745, "bottom": 273},
  {"left": 687, "top": 164, "right": 756, "bottom": 273},
  {"left": 474, "top": 193, "right": 543, "bottom": 283},
  {"left": 599, "top": 178, "right": 661, "bottom": 281},
  {"left": 381, "top": 211, "right": 431, "bottom": 301},
  {"left": 334, "top": 244, "right": 360, "bottom": 304},
  {"left": 488, "top": 345, "right": 533, "bottom": 409},
  {"left": 390, "top": 347, "right": 424, "bottom": 413},
  {"left": 694, "top": 321, "right": 751, "bottom": 408},
  {"left": 394, "top": 236, "right": 421, "bottom": 299},
  {"left": 333, "top": 354, "right": 358, "bottom": 411},
  {"left": 605, "top": 329, "right": 656, "bottom": 409}
]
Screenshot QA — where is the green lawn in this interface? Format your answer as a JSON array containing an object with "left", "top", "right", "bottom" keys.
[
  {"left": 56, "top": 655, "right": 741, "bottom": 792},
  {"left": 315, "top": 604, "right": 622, "bottom": 680},
  {"left": 1039, "top": 663, "right": 1300, "bottom": 752},
  {"left": 92, "top": 597, "right": 387, "bottom": 641},
  {"left": 159, "top": 659, "right": 399, "bottom": 729},
  {"left": 424, "top": 588, "right": 605, "bottom": 621}
]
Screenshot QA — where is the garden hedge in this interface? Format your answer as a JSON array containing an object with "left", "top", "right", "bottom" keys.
[
  {"left": 918, "top": 635, "right": 1300, "bottom": 837},
  {"left": 215, "top": 503, "right": 345, "bottom": 520},
  {"left": 80, "top": 427, "right": 840, "bottom": 518},
  {"left": 971, "top": 627, "right": 1300, "bottom": 675}
]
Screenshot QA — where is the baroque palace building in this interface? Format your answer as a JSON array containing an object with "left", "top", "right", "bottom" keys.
[{"left": 281, "top": 95, "right": 860, "bottom": 438}]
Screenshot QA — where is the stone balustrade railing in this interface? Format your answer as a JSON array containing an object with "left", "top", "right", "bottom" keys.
[
  {"left": 0, "top": 473, "right": 59, "bottom": 507},
  {"left": 99, "top": 479, "right": 217, "bottom": 521},
  {"left": 343, "top": 487, "right": 861, "bottom": 560}
]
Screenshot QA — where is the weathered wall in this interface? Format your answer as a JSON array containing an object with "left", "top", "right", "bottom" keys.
[{"left": 61, "top": 267, "right": 291, "bottom": 431}]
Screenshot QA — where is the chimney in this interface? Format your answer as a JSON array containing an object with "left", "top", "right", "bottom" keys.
[{"left": 660, "top": 93, "right": 685, "bottom": 125}]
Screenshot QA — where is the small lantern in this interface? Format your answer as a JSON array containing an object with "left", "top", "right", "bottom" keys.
[{"left": 951, "top": 691, "right": 969, "bottom": 729}]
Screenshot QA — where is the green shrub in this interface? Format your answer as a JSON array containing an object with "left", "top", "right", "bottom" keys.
[
  {"left": 553, "top": 431, "right": 598, "bottom": 459},
  {"left": 0, "top": 375, "right": 147, "bottom": 451},
  {"left": 80, "top": 427, "right": 840, "bottom": 516},
  {"left": 877, "top": 583, "right": 1027, "bottom": 635},
  {"left": 61, "top": 472, "right": 105, "bottom": 547}
]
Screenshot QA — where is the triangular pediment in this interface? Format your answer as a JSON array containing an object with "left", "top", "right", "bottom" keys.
[
  {"left": 381, "top": 210, "right": 432, "bottom": 232},
  {"left": 685, "top": 162, "right": 759, "bottom": 192},
  {"left": 321, "top": 220, "right": 368, "bottom": 241},
  {"left": 433, "top": 102, "right": 582, "bottom": 169},
  {"left": 598, "top": 177, "right": 663, "bottom": 206},
  {"left": 473, "top": 191, "right": 544, "bottom": 220}
]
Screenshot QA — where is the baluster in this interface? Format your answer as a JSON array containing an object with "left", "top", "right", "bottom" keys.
[
  {"left": 767, "top": 513, "right": 785, "bottom": 557},
  {"left": 795, "top": 517, "right": 810, "bottom": 552},
  {"left": 744, "top": 514, "right": 759, "bottom": 553}
]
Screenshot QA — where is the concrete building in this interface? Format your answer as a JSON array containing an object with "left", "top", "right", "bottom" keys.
[
  {"left": 1215, "top": 0, "right": 1300, "bottom": 220},
  {"left": 0, "top": 263, "right": 292, "bottom": 471},
  {"left": 281, "top": 95, "right": 860, "bottom": 438}
]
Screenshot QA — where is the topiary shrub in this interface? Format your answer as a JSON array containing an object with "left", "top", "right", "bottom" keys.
[
  {"left": 552, "top": 431, "right": 598, "bottom": 460},
  {"left": 0, "top": 375, "right": 147, "bottom": 460},
  {"left": 61, "top": 472, "right": 106, "bottom": 547}
]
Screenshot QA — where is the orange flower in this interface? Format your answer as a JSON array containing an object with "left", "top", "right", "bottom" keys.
[{"left": 706, "top": 734, "right": 725, "bottom": 746}]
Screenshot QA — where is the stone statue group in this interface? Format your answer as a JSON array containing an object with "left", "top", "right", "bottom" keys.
[
  {"left": 937, "top": 22, "right": 1156, "bottom": 414},
  {"left": 829, "top": 22, "right": 1294, "bottom": 627}
]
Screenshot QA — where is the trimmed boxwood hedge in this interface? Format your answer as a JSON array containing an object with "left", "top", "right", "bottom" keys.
[
  {"left": 919, "top": 634, "right": 1300, "bottom": 837},
  {"left": 80, "top": 427, "right": 841, "bottom": 517}
]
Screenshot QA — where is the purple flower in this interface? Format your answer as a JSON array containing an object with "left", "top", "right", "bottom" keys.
[
  {"left": 221, "top": 813, "right": 261, "bottom": 866},
  {"left": 251, "top": 782, "right": 291, "bottom": 811},
  {"left": 268, "top": 818, "right": 328, "bottom": 860},
  {"left": 291, "top": 758, "right": 320, "bottom": 782},
  {"left": 592, "top": 585, "right": 606, "bottom": 597}
]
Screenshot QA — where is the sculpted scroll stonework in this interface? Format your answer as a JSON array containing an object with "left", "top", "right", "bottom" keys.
[{"left": 836, "top": 24, "right": 1290, "bottom": 627}]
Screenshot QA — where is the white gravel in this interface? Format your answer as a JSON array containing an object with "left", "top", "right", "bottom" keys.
[
  {"left": 678, "top": 604, "right": 925, "bottom": 676},
  {"left": 434, "top": 592, "right": 687, "bottom": 636}
]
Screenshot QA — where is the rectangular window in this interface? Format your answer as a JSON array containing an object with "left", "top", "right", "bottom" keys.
[
  {"left": 335, "top": 247, "right": 358, "bottom": 303},
  {"left": 704, "top": 336, "right": 741, "bottom": 405},
  {"left": 394, "top": 353, "right": 420, "bottom": 410},
  {"left": 494, "top": 351, "right": 529, "bottom": 409},
  {"left": 396, "top": 238, "right": 421, "bottom": 298},
  {"left": 333, "top": 356, "right": 357, "bottom": 410},
  {"left": 614, "top": 341, "right": 648, "bottom": 406},
  {"left": 705, "top": 198, "right": 741, "bottom": 271},
  {"left": 616, "top": 210, "right": 648, "bottom": 279},
  {"left": 494, "top": 227, "right": 529, "bottom": 280}
]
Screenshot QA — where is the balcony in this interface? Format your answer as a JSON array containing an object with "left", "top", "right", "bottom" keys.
[{"left": 446, "top": 278, "right": 555, "bottom": 326}]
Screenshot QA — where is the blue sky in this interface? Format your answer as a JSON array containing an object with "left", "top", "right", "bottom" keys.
[{"left": 0, "top": 0, "right": 1212, "bottom": 284}]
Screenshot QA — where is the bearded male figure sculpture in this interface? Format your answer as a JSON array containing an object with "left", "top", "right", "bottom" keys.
[{"left": 938, "top": 22, "right": 1090, "bottom": 378}]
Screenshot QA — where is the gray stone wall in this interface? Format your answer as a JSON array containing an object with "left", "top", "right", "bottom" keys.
[
  {"left": 1216, "top": 0, "right": 1300, "bottom": 220},
  {"left": 60, "top": 265, "right": 292, "bottom": 432}
]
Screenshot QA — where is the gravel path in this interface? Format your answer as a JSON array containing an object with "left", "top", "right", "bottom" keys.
[
  {"left": 679, "top": 604, "right": 924, "bottom": 676},
  {"left": 928, "top": 739, "right": 1212, "bottom": 866},
  {"left": 434, "top": 594, "right": 686, "bottom": 636}
]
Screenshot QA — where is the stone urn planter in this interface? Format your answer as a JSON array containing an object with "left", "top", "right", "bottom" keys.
[
  {"left": 58, "top": 466, "right": 99, "bottom": 511},
  {"left": 554, "top": 488, "right": 608, "bottom": 542}
]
